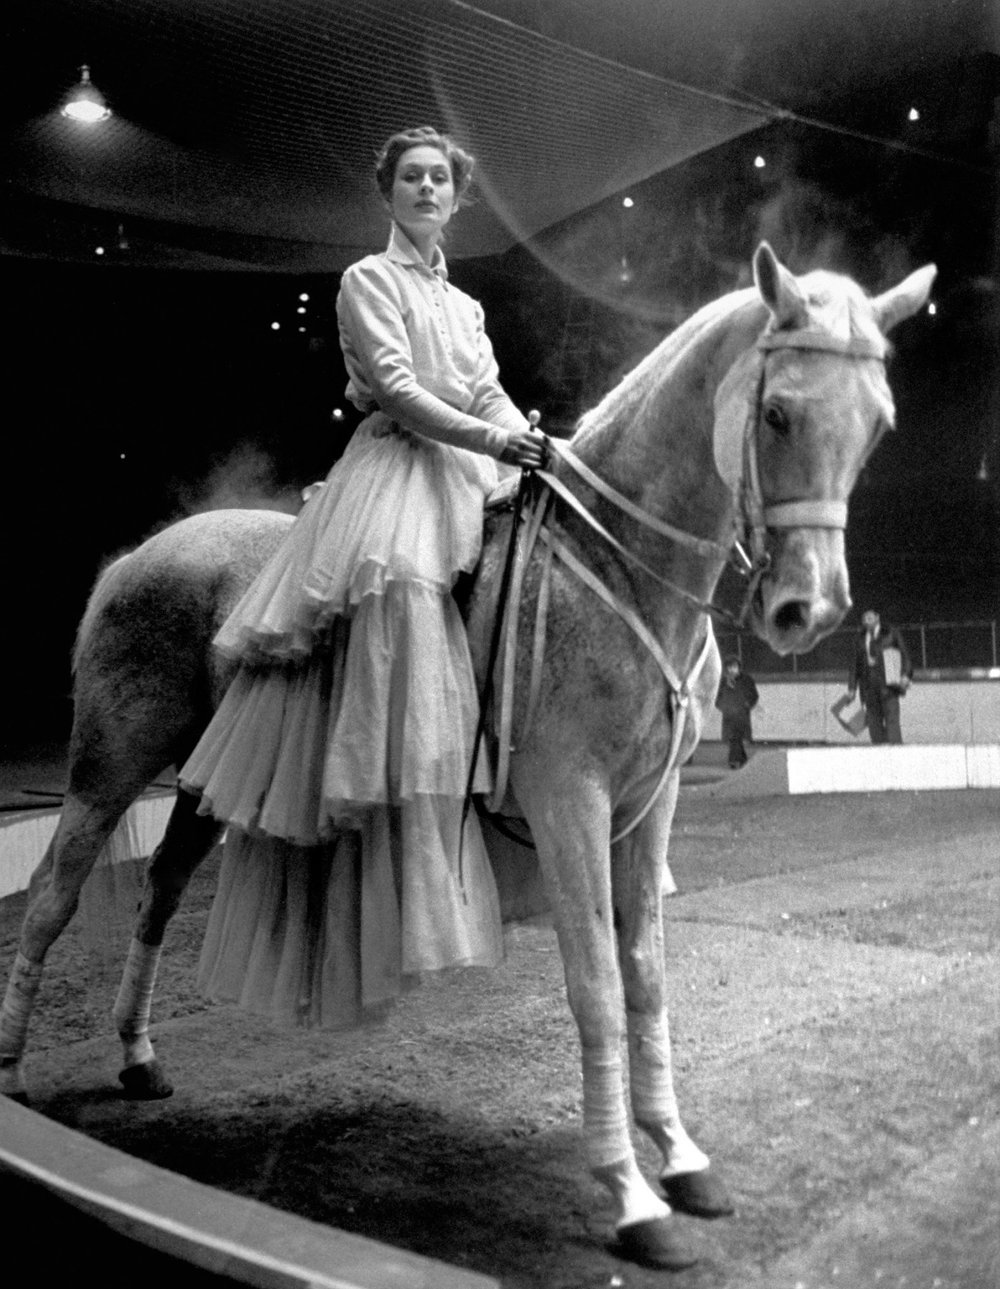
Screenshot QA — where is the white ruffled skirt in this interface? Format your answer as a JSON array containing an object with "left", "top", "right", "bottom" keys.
[{"left": 179, "top": 416, "right": 504, "bottom": 1028}]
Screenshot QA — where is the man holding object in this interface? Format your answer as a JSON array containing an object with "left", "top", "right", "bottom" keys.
[{"left": 847, "top": 609, "right": 913, "bottom": 744}]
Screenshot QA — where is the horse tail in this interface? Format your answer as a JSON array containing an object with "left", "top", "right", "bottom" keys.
[{"left": 72, "top": 549, "right": 134, "bottom": 675}]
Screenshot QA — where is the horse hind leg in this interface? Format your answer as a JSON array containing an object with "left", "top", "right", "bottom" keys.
[
  {"left": 114, "top": 788, "right": 223, "bottom": 1100},
  {"left": 613, "top": 774, "right": 734, "bottom": 1222},
  {"left": 0, "top": 790, "right": 136, "bottom": 1101}
]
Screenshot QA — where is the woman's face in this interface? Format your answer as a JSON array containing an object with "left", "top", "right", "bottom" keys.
[{"left": 389, "top": 145, "right": 455, "bottom": 247}]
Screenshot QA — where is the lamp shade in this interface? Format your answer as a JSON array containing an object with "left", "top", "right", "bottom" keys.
[{"left": 60, "top": 65, "right": 111, "bottom": 123}]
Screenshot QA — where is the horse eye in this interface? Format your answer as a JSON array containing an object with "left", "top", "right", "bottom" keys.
[{"left": 763, "top": 404, "right": 789, "bottom": 435}]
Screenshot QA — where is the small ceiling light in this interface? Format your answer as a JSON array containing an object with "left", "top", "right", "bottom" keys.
[
  {"left": 296, "top": 306, "right": 306, "bottom": 314},
  {"left": 95, "top": 245, "right": 105, "bottom": 256},
  {"left": 61, "top": 65, "right": 111, "bottom": 123},
  {"left": 299, "top": 292, "right": 310, "bottom": 302},
  {"left": 908, "top": 107, "right": 920, "bottom": 122},
  {"left": 754, "top": 155, "right": 766, "bottom": 169},
  {"left": 270, "top": 321, "right": 281, "bottom": 330},
  {"left": 622, "top": 196, "right": 634, "bottom": 209},
  {"left": 927, "top": 301, "right": 937, "bottom": 316}
]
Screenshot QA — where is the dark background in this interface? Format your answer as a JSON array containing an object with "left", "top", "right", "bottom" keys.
[{"left": 2, "top": 0, "right": 998, "bottom": 748}]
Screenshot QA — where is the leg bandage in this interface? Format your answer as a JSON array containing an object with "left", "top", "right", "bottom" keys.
[
  {"left": 581, "top": 1044, "right": 632, "bottom": 1171},
  {"left": 0, "top": 952, "right": 43, "bottom": 1063},
  {"left": 113, "top": 939, "right": 162, "bottom": 1067},
  {"left": 627, "top": 1011, "right": 680, "bottom": 1127},
  {"left": 628, "top": 1010, "right": 709, "bottom": 1175}
]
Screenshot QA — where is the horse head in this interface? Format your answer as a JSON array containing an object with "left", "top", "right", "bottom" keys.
[{"left": 715, "top": 242, "right": 936, "bottom": 655}]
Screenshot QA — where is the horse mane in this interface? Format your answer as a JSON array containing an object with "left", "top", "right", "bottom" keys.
[
  {"left": 572, "top": 286, "right": 762, "bottom": 446},
  {"left": 572, "top": 267, "right": 891, "bottom": 447}
]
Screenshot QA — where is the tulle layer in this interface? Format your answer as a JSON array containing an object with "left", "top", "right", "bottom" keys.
[
  {"left": 213, "top": 414, "right": 498, "bottom": 663},
  {"left": 181, "top": 583, "right": 492, "bottom": 844},
  {"left": 197, "top": 800, "right": 503, "bottom": 1030}
]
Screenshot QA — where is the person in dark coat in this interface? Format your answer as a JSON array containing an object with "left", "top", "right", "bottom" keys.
[
  {"left": 715, "top": 656, "right": 759, "bottom": 769},
  {"left": 847, "top": 609, "right": 913, "bottom": 744}
]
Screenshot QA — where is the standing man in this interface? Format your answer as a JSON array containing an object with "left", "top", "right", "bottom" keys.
[
  {"left": 847, "top": 609, "right": 913, "bottom": 744},
  {"left": 715, "top": 655, "right": 759, "bottom": 769}
]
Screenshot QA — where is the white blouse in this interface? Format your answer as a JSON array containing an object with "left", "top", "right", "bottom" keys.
[{"left": 336, "top": 224, "right": 528, "bottom": 459}]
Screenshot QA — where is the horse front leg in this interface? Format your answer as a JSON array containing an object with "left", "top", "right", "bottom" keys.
[
  {"left": 512, "top": 757, "right": 697, "bottom": 1270},
  {"left": 613, "top": 771, "right": 734, "bottom": 1221},
  {"left": 114, "top": 789, "right": 223, "bottom": 1099}
]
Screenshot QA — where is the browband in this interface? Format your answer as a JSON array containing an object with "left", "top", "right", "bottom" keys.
[{"left": 758, "top": 329, "right": 887, "bottom": 360}]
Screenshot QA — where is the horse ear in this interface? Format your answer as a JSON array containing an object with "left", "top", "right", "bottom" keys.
[
  {"left": 753, "top": 241, "right": 809, "bottom": 330},
  {"left": 869, "top": 263, "right": 937, "bottom": 334}
]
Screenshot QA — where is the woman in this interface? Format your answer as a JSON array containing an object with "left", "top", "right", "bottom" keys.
[{"left": 179, "top": 126, "right": 547, "bottom": 1028}]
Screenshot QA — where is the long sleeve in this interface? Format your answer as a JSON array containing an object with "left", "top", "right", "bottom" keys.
[{"left": 337, "top": 254, "right": 525, "bottom": 459}]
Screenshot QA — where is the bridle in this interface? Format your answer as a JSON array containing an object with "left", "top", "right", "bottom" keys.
[
  {"left": 731, "top": 327, "right": 888, "bottom": 625},
  {"left": 462, "top": 322, "right": 888, "bottom": 854}
]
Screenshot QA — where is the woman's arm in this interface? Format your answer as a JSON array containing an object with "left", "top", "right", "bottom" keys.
[{"left": 338, "top": 261, "right": 512, "bottom": 458}]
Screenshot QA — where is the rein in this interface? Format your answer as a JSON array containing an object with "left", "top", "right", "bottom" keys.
[{"left": 464, "top": 322, "right": 888, "bottom": 852}]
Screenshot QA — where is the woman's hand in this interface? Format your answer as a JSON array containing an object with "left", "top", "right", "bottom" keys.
[{"left": 500, "top": 426, "right": 549, "bottom": 471}]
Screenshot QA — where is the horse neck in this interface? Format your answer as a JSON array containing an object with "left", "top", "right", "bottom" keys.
[{"left": 567, "top": 290, "right": 765, "bottom": 608}]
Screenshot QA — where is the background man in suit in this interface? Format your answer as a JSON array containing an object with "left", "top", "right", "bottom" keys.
[{"left": 847, "top": 609, "right": 913, "bottom": 744}]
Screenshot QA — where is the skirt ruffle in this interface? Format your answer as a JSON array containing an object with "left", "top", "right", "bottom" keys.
[
  {"left": 196, "top": 798, "right": 503, "bottom": 1030},
  {"left": 213, "top": 414, "right": 498, "bottom": 663}
]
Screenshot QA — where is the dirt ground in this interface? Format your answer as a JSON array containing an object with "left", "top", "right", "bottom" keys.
[{"left": 1, "top": 785, "right": 998, "bottom": 1289}]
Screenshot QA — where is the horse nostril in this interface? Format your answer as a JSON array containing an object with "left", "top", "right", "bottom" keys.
[{"left": 773, "top": 600, "right": 809, "bottom": 633}]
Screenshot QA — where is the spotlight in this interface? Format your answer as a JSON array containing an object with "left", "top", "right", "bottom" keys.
[{"left": 61, "top": 65, "right": 111, "bottom": 123}]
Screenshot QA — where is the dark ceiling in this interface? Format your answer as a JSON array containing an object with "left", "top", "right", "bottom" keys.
[{"left": 4, "top": 0, "right": 998, "bottom": 271}]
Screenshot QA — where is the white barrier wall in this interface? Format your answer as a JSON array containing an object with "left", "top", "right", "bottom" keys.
[
  {"left": 0, "top": 793, "right": 176, "bottom": 901},
  {"left": 703, "top": 676, "right": 1000, "bottom": 746}
]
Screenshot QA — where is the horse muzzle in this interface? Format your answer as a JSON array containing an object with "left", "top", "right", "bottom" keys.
[{"left": 753, "top": 527, "right": 851, "bottom": 655}]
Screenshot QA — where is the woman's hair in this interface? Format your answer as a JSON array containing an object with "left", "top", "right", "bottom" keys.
[{"left": 374, "top": 126, "right": 475, "bottom": 208}]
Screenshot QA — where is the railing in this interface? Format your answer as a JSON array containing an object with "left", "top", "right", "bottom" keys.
[{"left": 716, "top": 620, "right": 999, "bottom": 678}]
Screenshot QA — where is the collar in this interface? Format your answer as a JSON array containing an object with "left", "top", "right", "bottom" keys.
[{"left": 385, "top": 223, "right": 449, "bottom": 280}]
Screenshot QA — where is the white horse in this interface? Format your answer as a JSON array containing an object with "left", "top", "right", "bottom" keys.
[{"left": 0, "top": 244, "right": 933, "bottom": 1269}]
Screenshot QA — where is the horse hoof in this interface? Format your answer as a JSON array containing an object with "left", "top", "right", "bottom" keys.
[
  {"left": 612, "top": 1217, "right": 698, "bottom": 1270},
  {"left": 661, "top": 1167, "right": 735, "bottom": 1219},
  {"left": 118, "top": 1059, "right": 173, "bottom": 1100}
]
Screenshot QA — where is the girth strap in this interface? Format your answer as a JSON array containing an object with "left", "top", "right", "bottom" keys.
[{"left": 485, "top": 483, "right": 715, "bottom": 843}]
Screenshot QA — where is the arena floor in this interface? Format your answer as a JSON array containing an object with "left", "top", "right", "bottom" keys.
[{"left": 1, "top": 768, "right": 997, "bottom": 1288}]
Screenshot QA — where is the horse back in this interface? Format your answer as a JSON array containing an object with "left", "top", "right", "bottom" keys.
[{"left": 69, "top": 509, "right": 291, "bottom": 789}]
